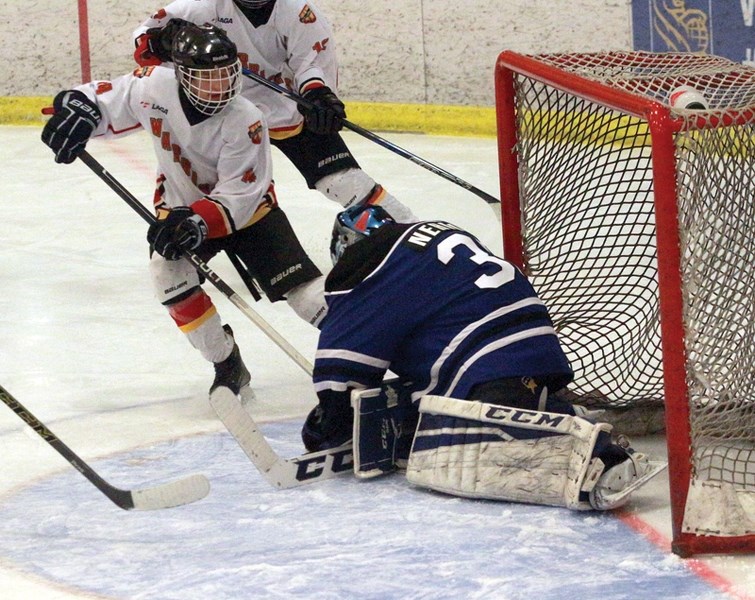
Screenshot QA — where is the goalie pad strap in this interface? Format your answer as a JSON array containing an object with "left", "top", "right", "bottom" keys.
[{"left": 406, "top": 395, "right": 611, "bottom": 510}]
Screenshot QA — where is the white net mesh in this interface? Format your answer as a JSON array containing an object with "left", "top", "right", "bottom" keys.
[{"left": 505, "top": 51, "right": 755, "bottom": 540}]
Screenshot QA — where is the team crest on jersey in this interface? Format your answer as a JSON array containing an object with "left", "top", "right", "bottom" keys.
[
  {"left": 94, "top": 82, "right": 113, "bottom": 95},
  {"left": 521, "top": 377, "right": 538, "bottom": 394},
  {"left": 298, "top": 5, "right": 316, "bottom": 23},
  {"left": 247, "top": 121, "right": 263, "bottom": 144},
  {"left": 241, "top": 169, "right": 256, "bottom": 184},
  {"left": 133, "top": 65, "right": 156, "bottom": 78}
]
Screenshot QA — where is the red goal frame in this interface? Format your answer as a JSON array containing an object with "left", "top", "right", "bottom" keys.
[{"left": 494, "top": 49, "right": 755, "bottom": 557}]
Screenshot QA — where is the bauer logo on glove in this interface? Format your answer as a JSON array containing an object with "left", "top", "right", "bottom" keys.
[
  {"left": 147, "top": 206, "right": 208, "bottom": 261},
  {"left": 40, "top": 90, "right": 102, "bottom": 164}
]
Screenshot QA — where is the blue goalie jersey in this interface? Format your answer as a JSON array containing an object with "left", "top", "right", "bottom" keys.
[{"left": 314, "top": 221, "right": 573, "bottom": 405}]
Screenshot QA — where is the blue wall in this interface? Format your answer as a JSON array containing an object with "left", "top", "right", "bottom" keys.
[{"left": 632, "top": 0, "right": 755, "bottom": 65}]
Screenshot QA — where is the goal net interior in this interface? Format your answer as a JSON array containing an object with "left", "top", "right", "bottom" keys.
[{"left": 495, "top": 50, "right": 755, "bottom": 557}]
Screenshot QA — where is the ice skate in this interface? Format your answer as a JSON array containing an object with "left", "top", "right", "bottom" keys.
[
  {"left": 209, "top": 325, "right": 251, "bottom": 396},
  {"left": 589, "top": 449, "right": 667, "bottom": 510}
]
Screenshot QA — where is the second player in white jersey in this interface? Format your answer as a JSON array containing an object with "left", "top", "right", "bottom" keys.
[{"left": 133, "top": 0, "right": 418, "bottom": 222}]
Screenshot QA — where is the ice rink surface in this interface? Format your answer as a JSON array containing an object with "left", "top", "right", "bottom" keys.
[{"left": 1, "top": 125, "right": 753, "bottom": 599}]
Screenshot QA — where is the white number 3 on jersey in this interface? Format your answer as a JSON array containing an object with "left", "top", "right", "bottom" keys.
[{"left": 436, "top": 233, "right": 516, "bottom": 289}]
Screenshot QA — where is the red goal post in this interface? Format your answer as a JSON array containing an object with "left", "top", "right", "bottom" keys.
[{"left": 494, "top": 50, "right": 755, "bottom": 557}]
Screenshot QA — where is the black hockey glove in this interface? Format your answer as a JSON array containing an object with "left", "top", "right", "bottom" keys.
[
  {"left": 41, "top": 90, "right": 101, "bottom": 164},
  {"left": 298, "top": 86, "right": 346, "bottom": 135},
  {"left": 147, "top": 207, "right": 208, "bottom": 261},
  {"left": 134, "top": 18, "right": 193, "bottom": 66},
  {"left": 301, "top": 398, "right": 353, "bottom": 452}
]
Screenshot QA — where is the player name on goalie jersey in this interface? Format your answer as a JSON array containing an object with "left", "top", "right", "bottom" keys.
[{"left": 404, "top": 221, "right": 461, "bottom": 250}]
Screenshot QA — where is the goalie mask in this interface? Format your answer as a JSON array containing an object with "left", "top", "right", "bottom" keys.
[
  {"left": 172, "top": 24, "right": 242, "bottom": 116},
  {"left": 330, "top": 204, "right": 395, "bottom": 265}
]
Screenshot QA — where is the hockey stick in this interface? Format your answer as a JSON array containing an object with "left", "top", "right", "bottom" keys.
[
  {"left": 78, "top": 150, "right": 314, "bottom": 377},
  {"left": 241, "top": 69, "right": 502, "bottom": 209},
  {"left": 209, "top": 387, "right": 353, "bottom": 488},
  {"left": 0, "top": 384, "right": 210, "bottom": 510}
]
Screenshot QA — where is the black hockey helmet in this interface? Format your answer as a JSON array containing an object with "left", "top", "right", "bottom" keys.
[
  {"left": 233, "top": 0, "right": 274, "bottom": 8},
  {"left": 171, "top": 23, "right": 238, "bottom": 69},
  {"left": 172, "top": 24, "right": 241, "bottom": 115},
  {"left": 330, "top": 204, "right": 395, "bottom": 265}
]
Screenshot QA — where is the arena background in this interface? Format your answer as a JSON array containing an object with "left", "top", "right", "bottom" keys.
[{"left": 2, "top": 0, "right": 752, "bottom": 133}]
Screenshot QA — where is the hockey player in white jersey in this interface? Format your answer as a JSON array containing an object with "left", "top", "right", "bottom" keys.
[
  {"left": 41, "top": 23, "right": 327, "bottom": 396},
  {"left": 133, "top": 0, "right": 417, "bottom": 222},
  {"left": 302, "top": 204, "right": 665, "bottom": 511}
]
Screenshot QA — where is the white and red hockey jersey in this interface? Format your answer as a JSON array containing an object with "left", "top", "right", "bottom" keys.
[
  {"left": 135, "top": 0, "right": 339, "bottom": 139},
  {"left": 76, "top": 65, "right": 275, "bottom": 238}
]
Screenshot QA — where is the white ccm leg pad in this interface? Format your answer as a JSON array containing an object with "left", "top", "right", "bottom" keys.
[{"left": 405, "top": 396, "right": 611, "bottom": 510}]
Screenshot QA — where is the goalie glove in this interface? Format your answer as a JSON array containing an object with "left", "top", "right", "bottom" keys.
[
  {"left": 134, "top": 18, "right": 193, "bottom": 66},
  {"left": 298, "top": 85, "right": 346, "bottom": 135},
  {"left": 147, "top": 206, "right": 208, "bottom": 261},
  {"left": 41, "top": 90, "right": 101, "bottom": 164},
  {"left": 301, "top": 393, "right": 354, "bottom": 452}
]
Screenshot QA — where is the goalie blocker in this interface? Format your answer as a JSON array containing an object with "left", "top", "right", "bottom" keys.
[{"left": 351, "top": 387, "right": 665, "bottom": 510}]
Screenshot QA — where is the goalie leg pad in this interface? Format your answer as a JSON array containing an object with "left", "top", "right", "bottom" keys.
[
  {"left": 405, "top": 395, "right": 612, "bottom": 510},
  {"left": 351, "top": 379, "right": 418, "bottom": 479}
]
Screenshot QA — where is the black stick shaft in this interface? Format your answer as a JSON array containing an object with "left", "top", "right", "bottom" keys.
[
  {"left": 78, "top": 150, "right": 314, "bottom": 376},
  {"left": 0, "top": 384, "right": 133, "bottom": 508},
  {"left": 78, "top": 151, "right": 237, "bottom": 298},
  {"left": 242, "top": 68, "right": 501, "bottom": 207}
]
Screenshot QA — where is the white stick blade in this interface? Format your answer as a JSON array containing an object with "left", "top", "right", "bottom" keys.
[
  {"left": 209, "top": 387, "right": 281, "bottom": 472},
  {"left": 209, "top": 386, "right": 353, "bottom": 489},
  {"left": 130, "top": 474, "right": 211, "bottom": 510}
]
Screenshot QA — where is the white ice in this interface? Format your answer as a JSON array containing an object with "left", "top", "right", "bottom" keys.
[{"left": 0, "top": 125, "right": 753, "bottom": 599}]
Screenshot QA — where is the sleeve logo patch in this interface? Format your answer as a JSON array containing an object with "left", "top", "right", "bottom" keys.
[
  {"left": 298, "top": 5, "right": 317, "bottom": 23},
  {"left": 247, "top": 120, "right": 263, "bottom": 144}
]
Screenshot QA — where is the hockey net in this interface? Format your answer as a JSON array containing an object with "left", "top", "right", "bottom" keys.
[{"left": 495, "top": 50, "right": 755, "bottom": 557}]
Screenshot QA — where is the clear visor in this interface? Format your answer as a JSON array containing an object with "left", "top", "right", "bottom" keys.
[{"left": 177, "top": 59, "right": 242, "bottom": 116}]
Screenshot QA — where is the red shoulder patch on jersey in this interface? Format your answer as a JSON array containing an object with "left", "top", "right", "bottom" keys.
[
  {"left": 151, "top": 8, "right": 167, "bottom": 20},
  {"left": 298, "top": 5, "right": 317, "bottom": 23},
  {"left": 133, "top": 65, "right": 156, "bottom": 78},
  {"left": 150, "top": 117, "right": 163, "bottom": 138},
  {"left": 94, "top": 82, "right": 113, "bottom": 95},
  {"left": 247, "top": 121, "right": 263, "bottom": 144}
]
